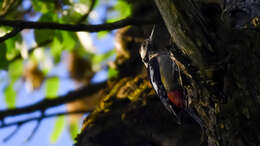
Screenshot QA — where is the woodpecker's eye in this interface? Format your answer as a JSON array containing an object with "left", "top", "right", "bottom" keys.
[{"left": 139, "top": 41, "right": 148, "bottom": 60}]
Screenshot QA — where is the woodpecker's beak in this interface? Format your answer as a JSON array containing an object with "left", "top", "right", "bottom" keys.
[{"left": 149, "top": 25, "right": 156, "bottom": 42}]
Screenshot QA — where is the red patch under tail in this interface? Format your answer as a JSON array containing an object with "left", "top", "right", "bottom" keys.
[{"left": 167, "top": 89, "right": 184, "bottom": 108}]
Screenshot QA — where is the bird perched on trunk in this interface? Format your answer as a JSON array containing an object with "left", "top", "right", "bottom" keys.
[{"left": 139, "top": 25, "right": 204, "bottom": 128}]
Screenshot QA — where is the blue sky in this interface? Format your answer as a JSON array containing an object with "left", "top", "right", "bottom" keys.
[{"left": 0, "top": 0, "right": 116, "bottom": 145}]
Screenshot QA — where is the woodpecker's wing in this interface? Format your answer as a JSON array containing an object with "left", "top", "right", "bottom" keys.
[
  {"left": 157, "top": 54, "right": 180, "bottom": 92},
  {"left": 148, "top": 57, "right": 181, "bottom": 124}
]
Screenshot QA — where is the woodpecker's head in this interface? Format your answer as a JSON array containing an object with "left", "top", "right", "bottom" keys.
[{"left": 139, "top": 26, "right": 156, "bottom": 67}]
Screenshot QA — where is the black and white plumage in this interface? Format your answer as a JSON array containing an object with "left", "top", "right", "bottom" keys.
[{"left": 140, "top": 26, "right": 204, "bottom": 127}]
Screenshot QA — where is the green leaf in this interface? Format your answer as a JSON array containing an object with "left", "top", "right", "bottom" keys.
[
  {"left": 45, "top": 77, "right": 59, "bottom": 99},
  {"left": 61, "top": 10, "right": 83, "bottom": 23},
  {"left": 31, "top": 0, "right": 55, "bottom": 13},
  {"left": 5, "top": 37, "right": 15, "bottom": 51},
  {"left": 115, "top": 1, "right": 131, "bottom": 17},
  {"left": 50, "top": 116, "right": 65, "bottom": 143},
  {"left": 9, "top": 59, "right": 23, "bottom": 83},
  {"left": 79, "top": 0, "right": 90, "bottom": 3},
  {"left": 69, "top": 123, "right": 79, "bottom": 141},
  {"left": 34, "top": 29, "right": 54, "bottom": 45},
  {"left": 5, "top": 35, "right": 21, "bottom": 60},
  {"left": 39, "top": 13, "right": 59, "bottom": 22},
  {"left": 50, "top": 31, "right": 76, "bottom": 62},
  {"left": 4, "top": 84, "right": 16, "bottom": 108},
  {"left": 50, "top": 37, "right": 63, "bottom": 63},
  {"left": 108, "top": 0, "right": 131, "bottom": 22},
  {"left": 92, "top": 50, "right": 115, "bottom": 64},
  {"left": 60, "top": 31, "right": 76, "bottom": 51},
  {"left": 0, "top": 26, "right": 12, "bottom": 33},
  {"left": 3, "top": 59, "right": 23, "bottom": 108},
  {"left": 108, "top": 68, "right": 118, "bottom": 79},
  {"left": 34, "top": 14, "right": 57, "bottom": 45},
  {"left": 97, "top": 31, "right": 109, "bottom": 39},
  {"left": 0, "top": 43, "right": 9, "bottom": 70}
]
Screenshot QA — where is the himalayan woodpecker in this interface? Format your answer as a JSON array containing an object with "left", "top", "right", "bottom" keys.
[{"left": 140, "top": 26, "right": 204, "bottom": 127}]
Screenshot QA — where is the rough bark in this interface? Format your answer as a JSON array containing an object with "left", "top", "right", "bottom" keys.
[
  {"left": 76, "top": 0, "right": 260, "bottom": 146},
  {"left": 155, "top": 0, "right": 260, "bottom": 145}
]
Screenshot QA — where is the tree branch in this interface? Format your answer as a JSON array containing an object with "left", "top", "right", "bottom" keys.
[
  {"left": 10, "top": 39, "right": 52, "bottom": 63},
  {"left": 3, "top": 124, "right": 22, "bottom": 142},
  {"left": 25, "top": 119, "right": 42, "bottom": 142},
  {"left": 154, "top": 0, "right": 211, "bottom": 68},
  {"left": 0, "top": 110, "right": 89, "bottom": 129},
  {"left": 0, "top": 16, "right": 154, "bottom": 32},
  {"left": 0, "top": 0, "right": 22, "bottom": 17},
  {"left": 1, "top": 110, "right": 89, "bottom": 142},
  {"left": 8, "top": 0, "right": 97, "bottom": 62},
  {"left": 0, "top": 82, "right": 106, "bottom": 120},
  {"left": 0, "top": 27, "right": 22, "bottom": 43}
]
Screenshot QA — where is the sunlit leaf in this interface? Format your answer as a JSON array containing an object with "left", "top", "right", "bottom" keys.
[
  {"left": 108, "top": 68, "right": 118, "bottom": 79},
  {"left": 50, "top": 116, "right": 65, "bottom": 143},
  {"left": 4, "top": 83, "right": 16, "bottom": 108},
  {"left": 60, "top": 31, "right": 76, "bottom": 51},
  {"left": 97, "top": 31, "right": 109, "bottom": 39},
  {"left": 79, "top": 0, "right": 90, "bottom": 3},
  {"left": 77, "top": 32, "right": 96, "bottom": 53},
  {"left": 45, "top": 77, "right": 59, "bottom": 99},
  {"left": 3, "top": 59, "right": 23, "bottom": 108},
  {"left": 9, "top": 59, "right": 23, "bottom": 83},
  {"left": 50, "top": 37, "right": 63, "bottom": 63},
  {"left": 92, "top": 50, "right": 115, "bottom": 64},
  {"left": 69, "top": 122, "right": 79, "bottom": 141},
  {"left": 115, "top": 1, "right": 131, "bottom": 17},
  {"left": 31, "top": 0, "right": 55, "bottom": 13},
  {"left": 50, "top": 31, "right": 76, "bottom": 63},
  {"left": 5, "top": 35, "right": 21, "bottom": 60},
  {"left": 0, "top": 26, "right": 12, "bottom": 33},
  {"left": 107, "top": 0, "right": 131, "bottom": 22},
  {"left": 62, "top": 9, "right": 83, "bottom": 22}
]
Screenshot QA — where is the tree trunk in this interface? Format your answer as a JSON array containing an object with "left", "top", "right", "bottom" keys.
[
  {"left": 155, "top": 0, "right": 260, "bottom": 145},
  {"left": 76, "top": 0, "right": 260, "bottom": 146}
]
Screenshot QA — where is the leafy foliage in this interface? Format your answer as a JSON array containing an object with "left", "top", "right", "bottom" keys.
[
  {"left": 45, "top": 77, "right": 60, "bottom": 99},
  {"left": 69, "top": 122, "right": 80, "bottom": 141},
  {"left": 4, "top": 84, "right": 16, "bottom": 108},
  {"left": 50, "top": 116, "right": 65, "bottom": 143},
  {"left": 0, "top": 0, "right": 133, "bottom": 144}
]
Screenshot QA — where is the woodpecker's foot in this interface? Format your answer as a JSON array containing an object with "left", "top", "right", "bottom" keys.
[{"left": 168, "top": 44, "right": 192, "bottom": 67}]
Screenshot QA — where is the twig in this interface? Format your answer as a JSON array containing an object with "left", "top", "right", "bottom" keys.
[
  {"left": 0, "top": 110, "right": 90, "bottom": 128},
  {"left": 10, "top": 39, "right": 52, "bottom": 63},
  {"left": 0, "top": 82, "right": 106, "bottom": 120},
  {"left": 3, "top": 124, "right": 22, "bottom": 142},
  {"left": 0, "top": 16, "right": 154, "bottom": 32},
  {"left": 0, "top": 27, "right": 22, "bottom": 43},
  {"left": 0, "top": 0, "right": 21, "bottom": 17},
  {"left": 1, "top": 110, "right": 89, "bottom": 142},
  {"left": 25, "top": 119, "right": 42, "bottom": 142},
  {"left": 8, "top": 0, "right": 96, "bottom": 62}
]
